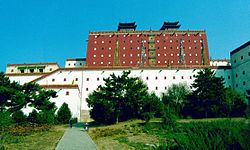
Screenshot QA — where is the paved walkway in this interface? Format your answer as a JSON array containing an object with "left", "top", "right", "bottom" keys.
[{"left": 55, "top": 123, "right": 99, "bottom": 150}]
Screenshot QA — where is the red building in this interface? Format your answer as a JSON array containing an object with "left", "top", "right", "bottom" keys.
[{"left": 86, "top": 22, "right": 210, "bottom": 67}]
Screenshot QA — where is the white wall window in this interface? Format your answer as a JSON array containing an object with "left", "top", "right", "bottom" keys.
[{"left": 93, "top": 55, "right": 96, "bottom": 58}]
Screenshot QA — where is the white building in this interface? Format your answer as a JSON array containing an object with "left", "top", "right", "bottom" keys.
[{"left": 210, "top": 59, "right": 231, "bottom": 66}]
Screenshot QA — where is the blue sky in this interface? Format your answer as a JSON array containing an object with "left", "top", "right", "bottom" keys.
[{"left": 0, "top": 0, "right": 249, "bottom": 72}]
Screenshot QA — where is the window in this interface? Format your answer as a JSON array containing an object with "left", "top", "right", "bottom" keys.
[
  {"left": 39, "top": 69, "right": 43, "bottom": 73},
  {"left": 158, "top": 61, "right": 160, "bottom": 63},
  {"left": 74, "top": 63, "right": 76, "bottom": 66},
  {"left": 101, "top": 47, "right": 104, "bottom": 50},
  {"left": 50, "top": 68, "right": 52, "bottom": 71},
  {"left": 52, "top": 78, "right": 55, "bottom": 82},
  {"left": 109, "top": 41, "right": 111, "bottom": 43},
  {"left": 164, "top": 76, "right": 167, "bottom": 80},
  {"left": 181, "top": 76, "right": 184, "bottom": 79},
  {"left": 146, "top": 77, "right": 149, "bottom": 80},
  {"left": 123, "top": 54, "right": 125, "bottom": 57},
  {"left": 155, "top": 86, "right": 158, "bottom": 90},
  {"left": 97, "top": 77, "right": 99, "bottom": 81},
  {"left": 194, "top": 40, "right": 196, "bottom": 43},
  {"left": 94, "top": 48, "right": 96, "bottom": 50},
  {"left": 158, "top": 54, "right": 160, "bottom": 56},
  {"left": 157, "top": 47, "right": 160, "bottom": 49},
  {"left": 189, "top": 54, "right": 192, "bottom": 56},
  {"left": 123, "top": 47, "right": 125, "bottom": 50},
  {"left": 165, "top": 87, "right": 167, "bottom": 90},
  {"left": 109, "top": 54, "right": 111, "bottom": 57},
  {"left": 76, "top": 78, "right": 78, "bottom": 81},
  {"left": 30, "top": 69, "right": 34, "bottom": 73},
  {"left": 195, "top": 47, "right": 197, "bottom": 49},
  {"left": 164, "top": 54, "right": 167, "bottom": 56},
  {"left": 155, "top": 76, "right": 158, "bottom": 80},
  {"left": 243, "top": 82, "right": 246, "bottom": 85},
  {"left": 190, "top": 76, "right": 192, "bottom": 79},
  {"left": 190, "top": 61, "right": 192, "bottom": 63},
  {"left": 236, "top": 74, "right": 238, "bottom": 78},
  {"left": 195, "top": 53, "right": 198, "bottom": 56},
  {"left": 249, "top": 52, "right": 250, "bottom": 56},
  {"left": 109, "top": 47, "right": 111, "bottom": 50},
  {"left": 170, "top": 40, "right": 172, "bottom": 42},
  {"left": 164, "top": 47, "right": 166, "bottom": 49},
  {"left": 130, "top": 54, "right": 133, "bottom": 57},
  {"left": 177, "top": 47, "right": 179, "bottom": 49},
  {"left": 236, "top": 84, "right": 238, "bottom": 87},
  {"left": 93, "top": 62, "right": 96, "bottom": 65},
  {"left": 101, "top": 54, "right": 104, "bottom": 57},
  {"left": 101, "top": 62, "right": 103, "bottom": 64},
  {"left": 234, "top": 59, "right": 236, "bottom": 63},
  {"left": 80, "top": 63, "right": 82, "bottom": 65},
  {"left": 66, "top": 91, "right": 69, "bottom": 95},
  {"left": 93, "top": 55, "right": 96, "bottom": 58},
  {"left": 86, "top": 78, "right": 89, "bottom": 81},
  {"left": 123, "top": 40, "right": 125, "bottom": 43},
  {"left": 173, "top": 76, "right": 175, "bottom": 79},
  {"left": 123, "top": 61, "right": 125, "bottom": 64},
  {"left": 243, "top": 71, "right": 245, "bottom": 75},
  {"left": 11, "top": 69, "right": 14, "bottom": 72},
  {"left": 86, "top": 88, "right": 88, "bottom": 91},
  {"left": 241, "top": 56, "right": 243, "bottom": 60},
  {"left": 228, "top": 76, "right": 230, "bottom": 79},
  {"left": 137, "top": 47, "right": 140, "bottom": 50},
  {"left": 130, "top": 47, "right": 132, "bottom": 50},
  {"left": 171, "top": 53, "right": 173, "bottom": 56},
  {"left": 130, "top": 40, "right": 133, "bottom": 43},
  {"left": 64, "top": 78, "right": 66, "bottom": 81},
  {"left": 102, "top": 41, "right": 104, "bottom": 43},
  {"left": 170, "top": 47, "right": 173, "bottom": 49},
  {"left": 171, "top": 61, "right": 173, "bottom": 63}
]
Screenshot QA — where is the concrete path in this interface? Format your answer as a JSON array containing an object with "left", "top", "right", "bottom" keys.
[{"left": 55, "top": 123, "right": 98, "bottom": 150}]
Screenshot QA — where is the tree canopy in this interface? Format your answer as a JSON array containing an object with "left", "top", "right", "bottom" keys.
[
  {"left": 0, "top": 72, "right": 57, "bottom": 113},
  {"left": 87, "top": 71, "right": 149, "bottom": 124}
]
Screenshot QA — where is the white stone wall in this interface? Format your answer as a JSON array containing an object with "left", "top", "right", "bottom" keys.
[
  {"left": 21, "top": 88, "right": 81, "bottom": 120},
  {"left": 6, "top": 64, "right": 59, "bottom": 74},
  {"left": 7, "top": 75, "right": 43, "bottom": 85},
  {"left": 231, "top": 44, "right": 250, "bottom": 95}
]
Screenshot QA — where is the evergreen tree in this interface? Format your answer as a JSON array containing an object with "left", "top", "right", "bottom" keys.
[
  {"left": 56, "top": 103, "right": 72, "bottom": 124},
  {"left": 87, "top": 71, "right": 149, "bottom": 124},
  {"left": 188, "top": 68, "right": 226, "bottom": 118},
  {"left": 12, "top": 110, "right": 27, "bottom": 123}
]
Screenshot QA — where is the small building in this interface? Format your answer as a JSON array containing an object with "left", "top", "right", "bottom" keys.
[
  {"left": 65, "top": 58, "right": 86, "bottom": 68},
  {"left": 210, "top": 59, "right": 231, "bottom": 66}
]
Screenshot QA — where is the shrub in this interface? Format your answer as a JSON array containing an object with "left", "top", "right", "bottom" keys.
[
  {"left": 11, "top": 110, "right": 26, "bottom": 124},
  {"left": 39, "top": 110, "right": 55, "bottom": 124},
  {"left": 27, "top": 109, "right": 40, "bottom": 123},
  {"left": 56, "top": 103, "right": 71, "bottom": 124},
  {"left": 72, "top": 117, "right": 78, "bottom": 124},
  {"left": 0, "top": 111, "right": 12, "bottom": 129},
  {"left": 169, "top": 119, "right": 250, "bottom": 149}
]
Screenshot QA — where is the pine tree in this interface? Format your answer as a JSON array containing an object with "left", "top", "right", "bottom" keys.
[{"left": 56, "top": 103, "right": 72, "bottom": 124}]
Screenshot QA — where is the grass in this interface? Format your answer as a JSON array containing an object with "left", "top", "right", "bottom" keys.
[
  {"left": 88, "top": 118, "right": 250, "bottom": 150},
  {"left": 1, "top": 124, "right": 68, "bottom": 150}
]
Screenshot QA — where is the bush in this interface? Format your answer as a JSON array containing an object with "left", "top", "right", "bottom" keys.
[
  {"left": 39, "top": 110, "right": 55, "bottom": 124},
  {"left": 168, "top": 119, "right": 250, "bottom": 149},
  {"left": 0, "top": 111, "right": 12, "bottom": 129},
  {"left": 56, "top": 103, "right": 71, "bottom": 124},
  {"left": 11, "top": 110, "right": 26, "bottom": 124},
  {"left": 72, "top": 117, "right": 78, "bottom": 124},
  {"left": 27, "top": 109, "right": 40, "bottom": 123}
]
